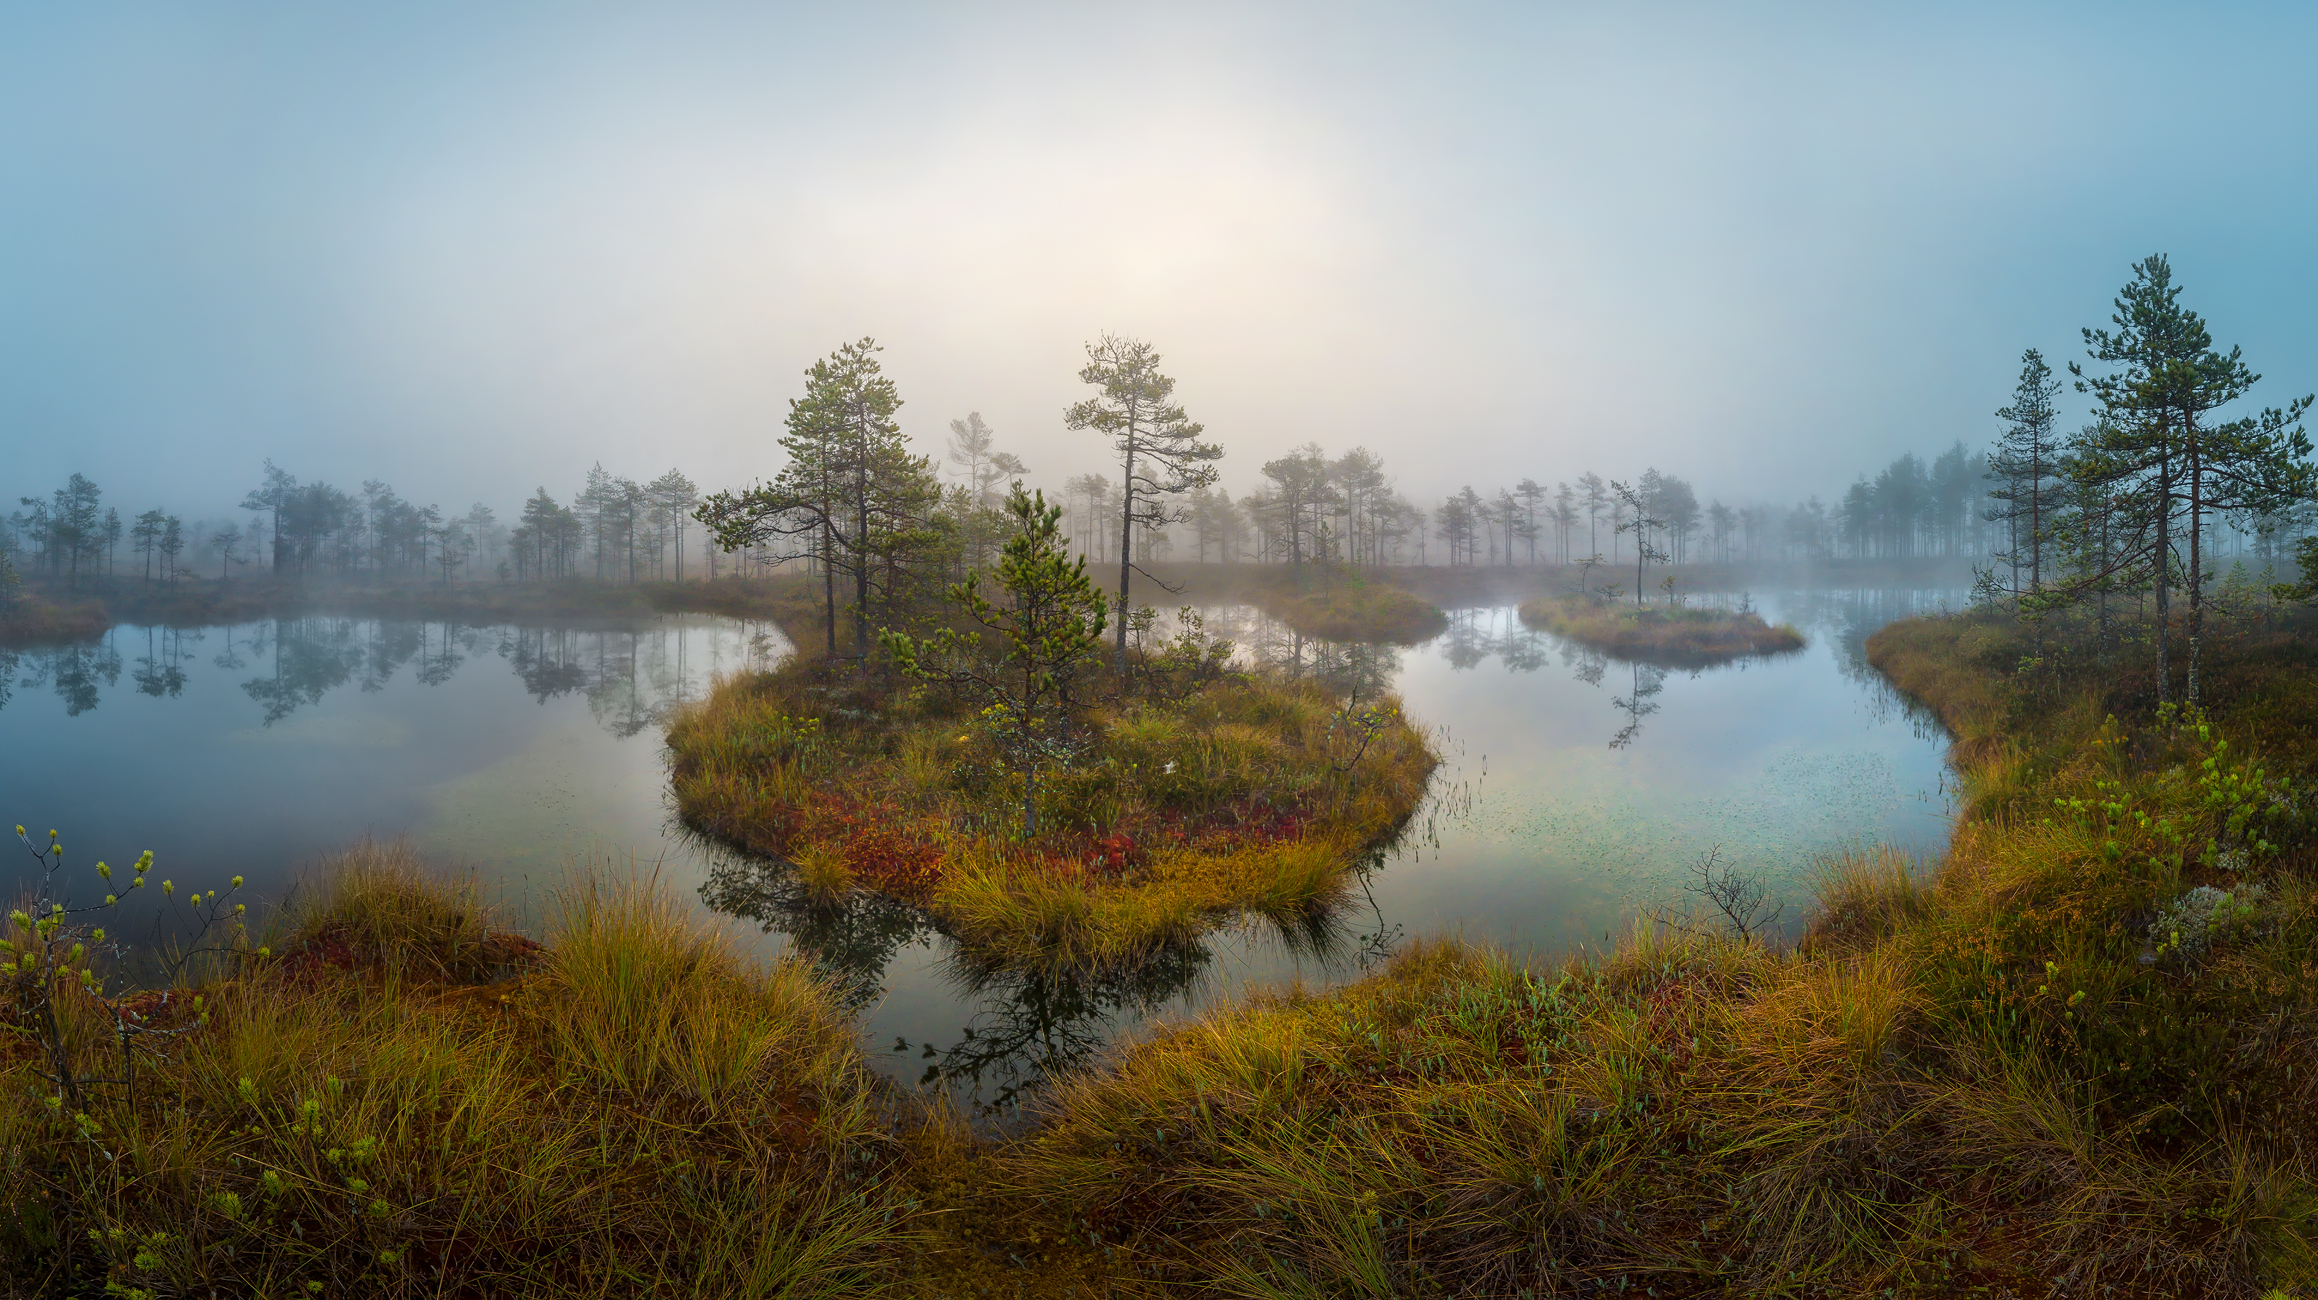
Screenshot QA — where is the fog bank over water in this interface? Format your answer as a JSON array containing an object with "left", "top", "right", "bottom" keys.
[{"left": 4, "top": 4, "right": 2316, "bottom": 512}]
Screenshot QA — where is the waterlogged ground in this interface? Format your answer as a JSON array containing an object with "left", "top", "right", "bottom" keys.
[{"left": 1, "top": 588, "right": 1959, "bottom": 1109}]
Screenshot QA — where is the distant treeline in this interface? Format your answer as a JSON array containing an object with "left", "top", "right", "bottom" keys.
[{"left": 8, "top": 320, "right": 2310, "bottom": 601}]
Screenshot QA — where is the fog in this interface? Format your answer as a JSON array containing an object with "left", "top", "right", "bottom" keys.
[{"left": 4, "top": 3, "right": 2316, "bottom": 513}]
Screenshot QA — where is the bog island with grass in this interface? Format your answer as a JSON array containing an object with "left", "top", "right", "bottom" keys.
[
  {"left": 669, "top": 482, "right": 1435, "bottom": 974},
  {"left": 1516, "top": 479, "right": 1807, "bottom": 666},
  {"left": 1518, "top": 589, "right": 1806, "bottom": 665},
  {"left": 10, "top": 18, "right": 2318, "bottom": 1294}
]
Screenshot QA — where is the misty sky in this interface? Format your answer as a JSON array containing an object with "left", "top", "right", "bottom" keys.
[{"left": 5, "top": 3, "right": 2316, "bottom": 520}]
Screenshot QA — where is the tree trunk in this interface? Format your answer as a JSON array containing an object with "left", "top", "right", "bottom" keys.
[
  {"left": 2153, "top": 490, "right": 2171, "bottom": 710},
  {"left": 822, "top": 521, "right": 838, "bottom": 659},
  {"left": 1114, "top": 441, "right": 1135, "bottom": 673},
  {"left": 854, "top": 416, "right": 872, "bottom": 661},
  {"left": 2186, "top": 443, "right": 2204, "bottom": 710}
]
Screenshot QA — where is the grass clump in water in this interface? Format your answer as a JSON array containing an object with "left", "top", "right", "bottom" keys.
[{"left": 1519, "top": 591, "right": 1804, "bottom": 666}]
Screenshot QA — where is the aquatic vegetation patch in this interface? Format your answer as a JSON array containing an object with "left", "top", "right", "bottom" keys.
[
  {"left": 667, "top": 659, "right": 1436, "bottom": 972},
  {"left": 1519, "top": 593, "right": 1805, "bottom": 665}
]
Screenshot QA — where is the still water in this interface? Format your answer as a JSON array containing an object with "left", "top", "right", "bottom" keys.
[{"left": 0, "top": 589, "right": 1959, "bottom": 1107}]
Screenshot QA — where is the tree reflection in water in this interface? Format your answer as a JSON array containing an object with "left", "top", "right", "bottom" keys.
[
  {"left": 1608, "top": 661, "right": 1667, "bottom": 750},
  {"left": 0, "top": 616, "right": 781, "bottom": 734},
  {"left": 236, "top": 618, "right": 362, "bottom": 722},
  {"left": 131, "top": 626, "right": 199, "bottom": 699},
  {"left": 698, "top": 837, "right": 1397, "bottom": 1117},
  {"left": 16, "top": 640, "right": 123, "bottom": 716},
  {"left": 1204, "top": 594, "right": 1960, "bottom": 751}
]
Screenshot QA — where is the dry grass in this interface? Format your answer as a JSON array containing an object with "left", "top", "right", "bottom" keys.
[
  {"left": 1519, "top": 593, "right": 1806, "bottom": 666},
  {"left": 1258, "top": 576, "right": 1447, "bottom": 645},
  {"left": 2, "top": 841, "right": 913, "bottom": 1298},
  {"left": 20, "top": 599, "right": 2318, "bottom": 1295},
  {"left": 667, "top": 662, "right": 1437, "bottom": 973}
]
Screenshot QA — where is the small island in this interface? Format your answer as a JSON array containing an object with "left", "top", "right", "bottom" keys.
[
  {"left": 1518, "top": 592, "right": 1805, "bottom": 666},
  {"left": 1264, "top": 577, "right": 1446, "bottom": 644},
  {"left": 1162, "top": 564, "right": 1449, "bottom": 645},
  {"left": 670, "top": 489, "right": 1436, "bottom": 973}
]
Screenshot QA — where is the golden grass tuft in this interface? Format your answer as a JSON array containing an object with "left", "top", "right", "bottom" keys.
[
  {"left": 281, "top": 838, "right": 506, "bottom": 980},
  {"left": 1800, "top": 844, "right": 1934, "bottom": 953},
  {"left": 5, "top": 846, "right": 913, "bottom": 1298}
]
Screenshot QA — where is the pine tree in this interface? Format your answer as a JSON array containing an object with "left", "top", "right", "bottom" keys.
[
  {"left": 699, "top": 338, "right": 939, "bottom": 660},
  {"left": 1986, "top": 349, "right": 2064, "bottom": 598},
  {"left": 2071, "top": 255, "right": 2315, "bottom": 707},
  {"left": 881, "top": 485, "right": 1107, "bottom": 837},
  {"left": 1066, "top": 335, "right": 1222, "bottom": 669}
]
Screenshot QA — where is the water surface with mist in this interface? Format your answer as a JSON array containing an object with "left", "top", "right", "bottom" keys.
[{"left": 0, "top": 587, "right": 1959, "bottom": 1109}]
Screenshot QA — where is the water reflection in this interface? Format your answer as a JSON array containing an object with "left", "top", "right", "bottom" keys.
[
  {"left": 1609, "top": 662, "right": 1666, "bottom": 750},
  {"left": 1206, "top": 592, "right": 1966, "bottom": 751},
  {"left": 17, "top": 640, "right": 123, "bottom": 716},
  {"left": 699, "top": 834, "right": 1397, "bottom": 1116},
  {"left": 927, "top": 951, "right": 1209, "bottom": 1112},
  {"left": 5, "top": 589, "right": 1963, "bottom": 1111},
  {"left": 699, "top": 849, "right": 937, "bottom": 1011},
  {"left": 131, "top": 626, "right": 199, "bottom": 699},
  {"left": 2, "top": 616, "right": 783, "bottom": 735}
]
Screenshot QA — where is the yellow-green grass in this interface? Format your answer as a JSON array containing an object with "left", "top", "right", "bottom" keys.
[
  {"left": 19, "top": 598, "right": 2318, "bottom": 1295},
  {"left": 667, "top": 661, "right": 1437, "bottom": 973},
  {"left": 3, "top": 841, "right": 913, "bottom": 1298},
  {"left": 1519, "top": 593, "right": 1805, "bottom": 666},
  {"left": 982, "top": 603, "right": 2318, "bottom": 1296}
]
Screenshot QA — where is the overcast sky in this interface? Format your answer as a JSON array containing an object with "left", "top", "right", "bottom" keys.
[{"left": 4, "top": 2, "right": 2316, "bottom": 519}]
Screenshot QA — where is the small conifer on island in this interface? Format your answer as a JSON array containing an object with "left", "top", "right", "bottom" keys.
[{"left": 881, "top": 484, "right": 1109, "bottom": 837}]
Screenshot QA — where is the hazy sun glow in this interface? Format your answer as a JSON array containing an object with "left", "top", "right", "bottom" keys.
[{"left": 4, "top": 4, "right": 2315, "bottom": 511}]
